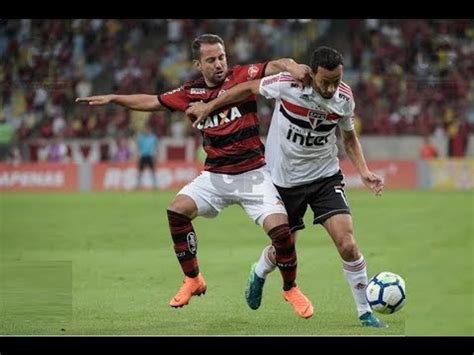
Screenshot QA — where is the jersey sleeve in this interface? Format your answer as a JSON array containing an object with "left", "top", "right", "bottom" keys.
[
  {"left": 259, "top": 72, "right": 285, "bottom": 100},
  {"left": 338, "top": 98, "right": 355, "bottom": 131},
  {"left": 157, "top": 86, "right": 188, "bottom": 112},
  {"left": 232, "top": 63, "right": 267, "bottom": 84}
]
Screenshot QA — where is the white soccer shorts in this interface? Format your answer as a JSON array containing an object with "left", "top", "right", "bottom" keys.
[{"left": 178, "top": 166, "right": 287, "bottom": 226}]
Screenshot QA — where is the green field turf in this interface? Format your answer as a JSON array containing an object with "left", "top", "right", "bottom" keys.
[{"left": 0, "top": 190, "right": 472, "bottom": 335}]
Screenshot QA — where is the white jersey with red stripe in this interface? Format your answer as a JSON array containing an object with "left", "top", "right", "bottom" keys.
[{"left": 259, "top": 72, "right": 355, "bottom": 188}]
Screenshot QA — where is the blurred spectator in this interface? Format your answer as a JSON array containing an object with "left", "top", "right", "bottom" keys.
[
  {"left": 447, "top": 119, "right": 470, "bottom": 157},
  {"left": 75, "top": 75, "right": 93, "bottom": 98},
  {"left": 170, "top": 113, "right": 186, "bottom": 139},
  {"left": 9, "top": 146, "right": 22, "bottom": 165},
  {"left": 136, "top": 125, "right": 158, "bottom": 189},
  {"left": 112, "top": 136, "right": 132, "bottom": 162},
  {"left": 419, "top": 135, "right": 438, "bottom": 160},
  {"left": 52, "top": 112, "right": 66, "bottom": 136},
  {"left": 46, "top": 136, "right": 69, "bottom": 162},
  {"left": 0, "top": 116, "right": 13, "bottom": 161},
  {"left": 353, "top": 114, "right": 363, "bottom": 136}
]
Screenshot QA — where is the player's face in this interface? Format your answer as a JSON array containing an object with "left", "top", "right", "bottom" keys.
[
  {"left": 194, "top": 43, "right": 228, "bottom": 87},
  {"left": 313, "top": 65, "right": 343, "bottom": 99}
]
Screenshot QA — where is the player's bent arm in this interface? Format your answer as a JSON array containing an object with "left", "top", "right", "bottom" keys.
[
  {"left": 76, "top": 94, "right": 164, "bottom": 111},
  {"left": 341, "top": 129, "right": 371, "bottom": 177},
  {"left": 265, "top": 58, "right": 311, "bottom": 84},
  {"left": 265, "top": 58, "right": 298, "bottom": 76},
  {"left": 209, "top": 80, "right": 261, "bottom": 111},
  {"left": 188, "top": 80, "right": 261, "bottom": 127}
]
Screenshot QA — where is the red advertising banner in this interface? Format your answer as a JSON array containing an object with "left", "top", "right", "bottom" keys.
[
  {"left": 0, "top": 163, "right": 78, "bottom": 191},
  {"left": 92, "top": 162, "right": 204, "bottom": 191},
  {"left": 339, "top": 160, "right": 417, "bottom": 189}
]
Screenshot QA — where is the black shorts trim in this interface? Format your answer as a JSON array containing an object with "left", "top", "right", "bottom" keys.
[{"left": 313, "top": 209, "right": 351, "bottom": 225}]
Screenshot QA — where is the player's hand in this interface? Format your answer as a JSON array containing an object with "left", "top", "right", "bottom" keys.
[
  {"left": 287, "top": 64, "right": 312, "bottom": 87},
  {"left": 75, "top": 95, "right": 113, "bottom": 106},
  {"left": 186, "top": 102, "right": 211, "bottom": 128},
  {"left": 361, "top": 171, "right": 384, "bottom": 196}
]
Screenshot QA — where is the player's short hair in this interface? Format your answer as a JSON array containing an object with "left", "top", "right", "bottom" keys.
[
  {"left": 192, "top": 34, "right": 225, "bottom": 60},
  {"left": 310, "top": 46, "right": 344, "bottom": 72}
]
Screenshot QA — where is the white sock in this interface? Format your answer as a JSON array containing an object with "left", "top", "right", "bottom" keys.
[
  {"left": 342, "top": 255, "right": 372, "bottom": 317},
  {"left": 254, "top": 245, "right": 277, "bottom": 279}
]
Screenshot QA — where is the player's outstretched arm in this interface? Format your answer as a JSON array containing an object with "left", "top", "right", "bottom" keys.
[
  {"left": 342, "top": 130, "right": 384, "bottom": 196},
  {"left": 75, "top": 94, "right": 163, "bottom": 112},
  {"left": 186, "top": 80, "right": 261, "bottom": 127}
]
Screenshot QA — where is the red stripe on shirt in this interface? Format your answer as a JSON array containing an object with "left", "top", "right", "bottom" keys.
[{"left": 281, "top": 99, "right": 309, "bottom": 117}]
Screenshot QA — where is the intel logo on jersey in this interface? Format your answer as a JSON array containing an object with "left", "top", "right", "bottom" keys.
[{"left": 286, "top": 128, "right": 330, "bottom": 147}]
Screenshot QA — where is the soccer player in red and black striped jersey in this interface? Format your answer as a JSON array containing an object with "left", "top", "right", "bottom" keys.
[{"left": 76, "top": 34, "right": 313, "bottom": 319}]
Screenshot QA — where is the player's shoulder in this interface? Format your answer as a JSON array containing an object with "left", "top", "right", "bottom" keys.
[
  {"left": 279, "top": 71, "right": 298, "bottom": 83},
  {"left": 262, "top": 71, "right": 298, "bottom": 87},
  {"left": 338, "top": 80, "right": 354, "bottom": 101},
  {"left": 231, "top": 63, "right": 266, "bottom": 81},
  {"left": 182, "top": 76, "right": 207, "bottom": 91}
]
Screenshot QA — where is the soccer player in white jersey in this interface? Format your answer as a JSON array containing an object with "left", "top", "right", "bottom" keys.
[{"left": 186, "top": 46, "right": 387, "bottom": 328}]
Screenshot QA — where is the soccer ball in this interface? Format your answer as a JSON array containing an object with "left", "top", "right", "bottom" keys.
[{"left": 366, "top": 271, "right": 406, "bottom": 314}]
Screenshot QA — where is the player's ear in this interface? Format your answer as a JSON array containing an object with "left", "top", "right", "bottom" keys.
[{"left": 193, "top": 59, "right": 201, "bottom": 71}]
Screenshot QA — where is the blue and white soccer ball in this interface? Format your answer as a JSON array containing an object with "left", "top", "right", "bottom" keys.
[{"left": 366, "top": 271, "right": 406, "bottom": 314}]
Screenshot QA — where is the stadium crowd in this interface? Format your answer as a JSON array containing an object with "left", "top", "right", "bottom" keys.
[{"left": 0, "top": 19, "right": 472, "bottom": 161}]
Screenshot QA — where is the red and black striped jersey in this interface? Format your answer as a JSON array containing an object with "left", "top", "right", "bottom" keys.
[{"left": 158, "top": 63, "right": 267, "bottom": 174}]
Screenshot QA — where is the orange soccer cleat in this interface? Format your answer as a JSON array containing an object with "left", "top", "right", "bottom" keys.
[
  {"left": 169, "top": 273, "right": 207, "bottom": 308},
  {"left": 283, "top": 286, "right": 314, "bottom": 319}
]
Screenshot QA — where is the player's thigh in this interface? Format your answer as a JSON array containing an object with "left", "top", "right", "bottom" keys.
[
  {"left": 322, "top": 213, "right": 355, "bottom": 246},
  {"left": 177, "top": 171, "right": 230, "bottom": 219},
  {"left": 275, "top": 184, "right": 308, "bottom": 233},
  {"left": 168, "top": 194, "right": 199, "bottom": 219},
  {"left": 309, "top": 174, "right": 351, "bottom": 225},
  {"left": 239, "top": 168, "right": 287, "bottom": 227}
]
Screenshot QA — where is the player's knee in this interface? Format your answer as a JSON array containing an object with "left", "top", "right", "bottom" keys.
[
  {"left": 167, "top": 196, "right": 197, "bottom": 219},
  {"left": 268, "top": 224, "right": 293, "bottom": 249},
  {"left": 337, "top": 237, "right": 359, "bottom": 260},
  {"left": 167, "top": 200, "right": 183, "bottom": 214},
  {"left": 262, "top": 213, "right": 288, "bottom": 233}
]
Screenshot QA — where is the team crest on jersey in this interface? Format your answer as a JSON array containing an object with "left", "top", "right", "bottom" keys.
[
  {"left": 307, "top": 110, "right": 327, "bottom": 129},
  {"left": 247, "top": 65, "right": 259, "bottom": 80},
  {"left": 299, "top": 94, "right": 313, "bottom": 101},
  {"left": 190, "top": 88, "right": 206, "bottom": 95}
]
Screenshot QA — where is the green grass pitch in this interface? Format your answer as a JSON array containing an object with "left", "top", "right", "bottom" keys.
[{"left": 0, "top": 190, "right": 472, "bottom": 335}]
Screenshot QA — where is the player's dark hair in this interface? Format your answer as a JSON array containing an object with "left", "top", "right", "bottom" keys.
[
  {"left": 192, "top": 34, "right": 225, "bottom": 60},
  {"left": 310, "top": 46, "right": 344, "bottom": 72}
]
